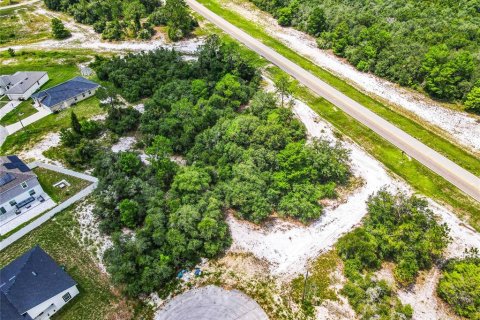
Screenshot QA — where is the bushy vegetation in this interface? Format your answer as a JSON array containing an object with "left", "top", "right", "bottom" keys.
[
  {"left": 249, "top": 0, "right": 480, "bottom": 109},
  {"left": 73, "top": 35, "right": 351, "bottom": 295},
  {"left": 337, "top": 190, "right": 450, "bottom": 319},
  {"left": 438, "top": 251, "right": 480, "bottom": 319},
  {"left": 51, "top": 18, "right": 71, "bottom": 39},
  {"left": 43, "top": 0, "right": 196, "bottom": 41}
]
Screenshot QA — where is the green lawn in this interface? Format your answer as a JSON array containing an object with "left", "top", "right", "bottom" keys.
[
  {"left": 33, "top": 167, "right": 91, "bottom": 203},
  {"left": 0, "top": 205, "right": 152, "bottom": 320},
  {"left": 0, "top": 50, "right": 106, "bottom": 154},
  {"left": 196, "top": 0, "right": 480, "bottom": 177},
  {"left": 0, "top": 3, "right": 51, "bottom": 46},
  {"left": 0, "top": 100, "right": 38, "bottom": 126}
]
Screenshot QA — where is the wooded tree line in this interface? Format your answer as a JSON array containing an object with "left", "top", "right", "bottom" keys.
[
  {"left": 43, "top": 0, "right": 196, "bottom": 41},
  {"left": 73, "top": 35, "right": 351, "bottom": 295},
  {"left": 249, "top": 0, "right": 480, "bottom": 112}
]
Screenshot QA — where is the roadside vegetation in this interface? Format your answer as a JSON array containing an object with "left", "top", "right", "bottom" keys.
[
  {"left": 44, "top": 0, "right": 197, "bottom": 41},
  {"left": 0, "top": 205, "right": 152, "bottom": 320},
  {"left": 438, "top": 251, "right": 480, "bottom": 319},
  {"left": 337, "top": 190, "right": 450, "bottom": 319},
  {"left": 248, "top": 0, "right": 480, "bottom": 112}
]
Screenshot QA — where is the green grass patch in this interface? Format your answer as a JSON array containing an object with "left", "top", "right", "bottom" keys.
[
  {"left": 196, "top": 0, "right": 480, "bottom": 178},
  {"left": 0, "top": 3, "right": 51, "bottom": 46},
  {"left": 0, "top": 50, "right": 107, "bottom": 154},
  {"left": 291, "top": 250, "right": 339, "bottom": 316},
  {"left": 0, "top": 100, "right": 38, "bottom": 126},
  {"left": 0, "top": 205, "right": 152, "bottom": 320},
  {"left": 33, "top": 167, "right": 91, "bottom": 203}
]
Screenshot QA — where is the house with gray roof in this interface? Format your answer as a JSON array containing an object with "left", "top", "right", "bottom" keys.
[
  {"left": 0, "top": 156, "right": 46, "bottom": 223},
  {"left": 0, "top": 72, "right": 49, "bottom": 100},
  {"left": 32, "top": 76, "right": 99, "bottom": 112},
  {"left": 0, "top": 245, "right": 79, "bottom": 320}
]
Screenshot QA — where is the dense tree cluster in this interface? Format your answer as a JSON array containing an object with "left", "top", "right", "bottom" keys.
[
  {"left": 438, "top": 251, "right": 480, "bottom": 319},
  {"left": 86, "top": 36, "right": 352, "bottom": 294},
  {"left": 249, "top": 0, "right": 480, "bottom": 109},
  {"left": 43, "top": 0, "right": 196, "bottom": 41},
  {"left": 337, "top": 190, "right": 450, "bottom": 319}
]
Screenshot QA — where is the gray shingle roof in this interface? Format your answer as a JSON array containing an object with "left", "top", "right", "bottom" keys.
[
  {"left": 4, "top": 72, "right": 47, "bottom": 95},
  {"left": 0, "top": 245, "right": 77, "bottom": 315},
  {"left": 31, "top": 76, "right": 99, "bottom": 108},
  {"left": 0, "top": 156, "right": 35, "bottom": 194}
]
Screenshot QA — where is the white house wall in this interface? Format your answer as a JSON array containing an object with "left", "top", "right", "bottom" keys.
[
  {"left": 26, "top": 285, "right": 79, "bottom": 319},
  {"left": 7, "top": 74, "right": 49, "bottom": 101},
  {"left": 0, "top": 178, "right": 44, "bottom": 212}
]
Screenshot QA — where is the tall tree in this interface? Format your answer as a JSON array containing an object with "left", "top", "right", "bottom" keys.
[{"left": 51, "top": 18, "right": 71, "bottom": 39}]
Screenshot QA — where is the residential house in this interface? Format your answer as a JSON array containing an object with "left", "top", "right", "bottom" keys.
[
  {"left": 0, "top": 245, "right": 79, "bottom": 320},
  {"left": 0, "top": 156, "right": 46, "bottom": 218},
  {"left": 32, "top": 76, "right": 99, "bottom": 112},
  {"left": 0, "top": 72, "right": 49, "bottom": 100}
]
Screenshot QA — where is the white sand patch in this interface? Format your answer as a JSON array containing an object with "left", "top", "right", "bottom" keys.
[
  {"left": 133, "top": 103, "right": 145, "bottom": 114},
  {"left": 224, "top": 0, "right": 480, "bottom": 152},
  {"left": 397, "top": 268, "right": 460, "bottom": 320},
  {"left": 75, "top": 201, "right": 113, "bottom": 273},
  {"left": 18, "top": 131, "right": 61, "bottom": 165},
  {"left": 111, "top": 136, "right": 137, "bottom": 153},
  {"left": 315, "top": 268, "right": 357, "bottom": 320}
]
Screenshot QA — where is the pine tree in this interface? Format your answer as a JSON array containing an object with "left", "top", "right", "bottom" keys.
[
  {"left": 51, "top": 18, "right": 71, "bottom": 39},
  {"left": 71, "top": 111, "right": 82, "bottom": 134}
]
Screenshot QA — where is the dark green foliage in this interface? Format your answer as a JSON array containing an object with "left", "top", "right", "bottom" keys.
[
  {"left": 438, "top": 254, "right": 480, "bottom": 319},
  {"left": 105, "top": 107, "right": 141, "bottom": 135},
  {"left": 71, "top": 111, "right": 82, "bottom": 134},
  {"left": 90, "top": 39, "right": 351, "bottom": 296},
  {"left": 465, "top": 86, "right": 480, "bottom": 113},
  {"left": 7, "top": 48, "right": 15, "bottom": 57},
  {"left": 51, "top": 18, "right": 71, "bottom": 39},
  {"left": 249, "top": 0, "right": 480, "bottom": 105},
  {"left": 337, "top": 190, "right": 450, "bottom": 319},
  {"left": 43, "top": 0, "right": 195, "bottom": 41}
]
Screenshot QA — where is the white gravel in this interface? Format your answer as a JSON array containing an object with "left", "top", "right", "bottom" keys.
[
  {"left": 223, "top": 0, "right": 480, "bottom": 153},
  {"left": 111, "top": 136, "right": 137, "bottom": 153}
]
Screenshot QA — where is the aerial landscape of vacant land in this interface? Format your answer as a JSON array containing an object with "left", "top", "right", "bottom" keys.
[{"left": 0, "top": 0, "right": 479, "bottom": 319}]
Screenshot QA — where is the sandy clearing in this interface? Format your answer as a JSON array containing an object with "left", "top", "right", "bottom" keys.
[
  {"left": 222, "top": 0, "right": 480, "bottom": 153},
  {"left": 17, "top": 131, "right": 61, "bottom": 165},
  {"left": 74, "top": 201, "right": 113, "bottom": 273},
  {"left": 227, "top": 89, "right": 480, "bottom": 279},
  {"left": 111, "top": 136, "right": 137, "bottom": 153},
  {"left": 2, "top": 4, "right": 205, "bottom": 54}
]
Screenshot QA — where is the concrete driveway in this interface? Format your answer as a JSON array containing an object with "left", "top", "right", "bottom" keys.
[{"left": 156, "top": 285, "right": 269, "bottom": 320}]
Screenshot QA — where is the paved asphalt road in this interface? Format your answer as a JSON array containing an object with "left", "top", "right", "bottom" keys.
[
  {"left": 156, "top": 285, "right": 268, "bottom": 320},
  {"left": 187, "top": 0, "right": 480, "bottom": 203}
]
